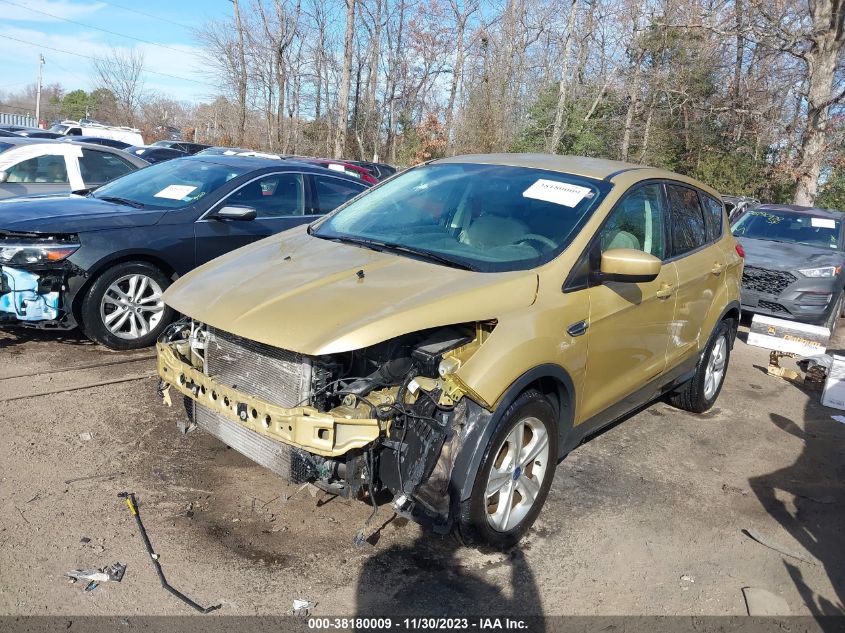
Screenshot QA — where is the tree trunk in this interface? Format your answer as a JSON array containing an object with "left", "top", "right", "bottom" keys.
[
  {"left": 793, "top": 0, "right": 845, "bottom": 205},
  {"left": 231, "top": 0, "right": 248, "bottom": 145},
  {"left": 445, "top": 16, "right": 466, "bottom": 155},
  {"left": 548, "top": 0, "right": 578, "bottom": 153},
  {"left": 334, "top": 0, "right": 356, "bottom": 158},
  {"left": 619, "top": 63, "right": 641, "bottom": 162}
]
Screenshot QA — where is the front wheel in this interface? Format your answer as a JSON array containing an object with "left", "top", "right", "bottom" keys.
[
  {"left": 80, "top": 262, "right": 174, "bottom": 350},
  {"left": 458, "top": 389, "right": 558, "bottom": 549},
  {"left": 669, "top": 319, "right": 732, "bottom": 413}
]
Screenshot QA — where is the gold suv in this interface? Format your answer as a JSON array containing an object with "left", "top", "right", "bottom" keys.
[{"left": 157, "top": 154, "right": 743, "bottom": 547}]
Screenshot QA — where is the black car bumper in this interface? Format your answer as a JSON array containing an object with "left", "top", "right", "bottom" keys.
[{"left": 740, "top": 264, "right": 841, "bottom": 325}]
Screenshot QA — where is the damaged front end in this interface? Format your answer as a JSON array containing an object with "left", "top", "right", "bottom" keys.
[
  {"left": 0, "top": 231, "right": 82, "bottom": 328},
  {"left": 157, "top": 318, "right": 495, "bottom": 530}
]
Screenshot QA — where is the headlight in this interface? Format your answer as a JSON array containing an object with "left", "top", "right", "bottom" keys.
[
  {"left": 0, "top": 241, "right": 80, "bottom": 266},
  {"left": 798, "top": 266, "right": 841, "bottom": 278}
]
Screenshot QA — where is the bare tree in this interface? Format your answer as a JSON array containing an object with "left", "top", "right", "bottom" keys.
[
  {"left": 92, "top": 47, "right": 145, "bottom": 126},
  {"left": 231, "top": 0, "right": 249, "bottom": 145},
  {"left": 790, "top": 0, "right": 845, "bottom": 204},
  {"left": 335, "top": 0, "right": 356, "bottom": 157}
]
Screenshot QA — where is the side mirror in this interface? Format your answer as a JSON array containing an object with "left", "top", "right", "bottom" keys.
[
  {"left": 598, "top": 248, "right": 661, "bottom": 283},
  {"left": 215, "top": 205, "right": 256, "bottom": 221},
  {"left": 0, "top": 171, "right": 8, "bottom": 184}
]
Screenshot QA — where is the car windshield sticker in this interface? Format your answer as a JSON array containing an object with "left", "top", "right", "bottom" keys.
[
  {"left": 811, "top": 218, "right": 836, "bottom": 229},
  {"left": 154, "top": 184, "right": 198, "bottom": 200},
  {"left": 327, "top": 163, "right": 346, "bottom": 172},
  {"left": 522, "top": 179, "right": 592, "bottom": 207}
]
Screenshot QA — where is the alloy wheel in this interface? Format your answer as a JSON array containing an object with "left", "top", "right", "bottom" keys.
[
  {"left": 703, "top": 334, "right": 728, "bottom": 400},
  {"left": 99, "top": 273, "right": 165, "bottom": 340},
  {"left": 484, "top": 416, "right": 550, "bottom": 532}
]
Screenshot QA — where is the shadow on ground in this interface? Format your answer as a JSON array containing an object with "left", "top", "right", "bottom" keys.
[
  {"left": 749, "top": 403, "right": 845, "bottom": 618},
  {"left": 355, "top": 531, "right": 543, "bottom": 625},
  {"left": 0, "top": 326, "right": 93, "bottom": 352}
]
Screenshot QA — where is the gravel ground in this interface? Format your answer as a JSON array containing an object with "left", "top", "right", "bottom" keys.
[{"left": 0, "top": 321, "right": 843, "bottom": 617}]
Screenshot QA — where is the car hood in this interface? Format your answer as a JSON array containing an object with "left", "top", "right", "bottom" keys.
[
  {"left": 164, "top": 227, "right": 539, "bottom": 355},
  {"left": 0, "top": 194, "right": 166, "bottom": 234},
  {"left": 738, "top": 236, "right": 845, "bottom": 271}
]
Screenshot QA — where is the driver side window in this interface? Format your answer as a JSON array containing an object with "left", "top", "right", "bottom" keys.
[{"left": 599, "top": 184, "right": 666, "bottom": 259}]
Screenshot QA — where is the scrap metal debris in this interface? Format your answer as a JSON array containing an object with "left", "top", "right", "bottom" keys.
[
  {"left": 67, "top": 562, "right": 126, "bottom": 592},
  {"left": 292, "top": 599, "right": 315, "bottom": 616},
  {"left": 118, "top": 492, "right": 221, "bottom": 614},
  {"left": 742, "top": 528, "right": 815, "bottom": 565},
  {"left": 741, "top": 587, "right": 791, "bottom": 616}
]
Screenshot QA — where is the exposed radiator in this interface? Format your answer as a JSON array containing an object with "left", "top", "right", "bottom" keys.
[{"left": 205, "top": 327, "right": 312, "bottom": 408}]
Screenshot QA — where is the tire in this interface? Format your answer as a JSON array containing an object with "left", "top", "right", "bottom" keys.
[
  {"left": 458, "top": 389, "right": 558, "bottom": 549},
  {"left": 80, "top": 261, "right": 174, "bottom": 350},
  {"left": 669, "top": 319, "right": 732, "bottom": 413},
  {"left": 828, "top": 292, "right": 843, "bottom": 337}
]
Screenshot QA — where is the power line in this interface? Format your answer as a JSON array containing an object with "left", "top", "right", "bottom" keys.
[
  {"left": 0, "top": 0, "right": 192, "bottom": 55},
  {"left": 0, "top": 34, "right": 207, "bottom": 86},
  {"left": 100, "top": 0, "right": 195, "bottom": 31}
]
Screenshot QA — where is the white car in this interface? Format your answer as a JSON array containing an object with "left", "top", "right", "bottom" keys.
[
  {"left": 0, "top": 137, "right": 149, "bottom": 199},
  {"left": 49, "top": 120, "right": 145, "bottom": 147}
]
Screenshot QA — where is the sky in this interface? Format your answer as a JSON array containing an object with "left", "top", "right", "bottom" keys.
[{"left": 0, "top": 0, "right": 230, "bottom": 106}]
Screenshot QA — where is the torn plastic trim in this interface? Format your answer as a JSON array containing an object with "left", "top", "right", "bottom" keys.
[{"left": 157, "top": 342, "right": 382, "bottom": 458}]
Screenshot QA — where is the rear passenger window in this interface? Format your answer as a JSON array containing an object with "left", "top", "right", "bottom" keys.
[
  {"left": 599, "top": 183, "right": 666, "bottom": 259},
  {"left": 313, "top": 176, "right": 366, "bottom": 214},
  {"left": 700, "top": 194, "right": 724, "bottom": 242},
  {"left": 79, "top": 149, "right": 134, "bottom": 184},
  {"left": 666, "top": 184, "right": 706, "bottom": 255}
]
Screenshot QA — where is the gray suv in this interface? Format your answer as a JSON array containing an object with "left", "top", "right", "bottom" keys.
[{"left": 732, "top": 204, "right": 845, "bottom": 329}]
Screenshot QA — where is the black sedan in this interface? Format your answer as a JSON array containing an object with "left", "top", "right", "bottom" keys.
[
  {"left": 731, "top": 204, "right": 845, "bottom": 330},
  {"left": 0, "top": 155, "right": 371, "bottom": 349},
  {"left": 125, "top": 145, "right": 188, "bottom": 164}
]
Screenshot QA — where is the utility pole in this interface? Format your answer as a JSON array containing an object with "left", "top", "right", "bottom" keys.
[{"left": 35, "top": 54, "right": 45, "bottom": 127}]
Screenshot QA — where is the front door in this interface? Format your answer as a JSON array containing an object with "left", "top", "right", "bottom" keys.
[
  {"left": 194, "top": 171, "right": 314, "bottom": 265},
  {"left": 579, "top": 183, "right": 678, "bottom": 423}
]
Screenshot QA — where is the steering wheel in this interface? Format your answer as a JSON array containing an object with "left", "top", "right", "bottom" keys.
[{"left": 516, "top": 233, "right": 557, "bottom": 249}]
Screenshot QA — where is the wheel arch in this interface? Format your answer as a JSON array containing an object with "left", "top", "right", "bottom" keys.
[
  {"left": 70, "top": 252, "right": 179, "bottom": 321},
  {"left": 451, "top": 363, "right": 576, "bottom": 504}
]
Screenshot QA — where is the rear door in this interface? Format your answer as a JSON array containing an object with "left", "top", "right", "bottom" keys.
[
  {"left": 311, "top": 173, "right": 368, "bottom": 214},
  {"left": 664, "top": 182, "right": 728, "bottom": 367},
  {"left": 194, "top": 170, "right": 313, "bottom": 265},
  {"left": 76, "top": 147, "right": 137, "bottom": 189}
]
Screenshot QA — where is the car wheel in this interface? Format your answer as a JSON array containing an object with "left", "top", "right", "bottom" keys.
[
  {"left": 458, "top": 389, "right": 558, "bottom": 549},
  {"left": 80, "top": 261, "right": 173, "bottom": 350},
  {"left": 669, "top": 319, "right": 732, "bottom": 414}
]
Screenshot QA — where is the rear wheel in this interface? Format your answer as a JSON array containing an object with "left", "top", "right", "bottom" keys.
[
  {"left": 669, "top": 319, "right": 732, "bottom": 413},
  {"left": 80, "top": 262, "right": 173, "bottom": 350},
  {"left": 458, "top": 389, "right": 558, "bottom": 548}
]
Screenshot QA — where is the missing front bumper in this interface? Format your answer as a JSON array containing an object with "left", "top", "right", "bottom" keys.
[
  {"left": 0, "top": 266, "right": 61, "bottom": 322},
  {"left": 157, "top": 342, "right": 382, "bottom": 458}
]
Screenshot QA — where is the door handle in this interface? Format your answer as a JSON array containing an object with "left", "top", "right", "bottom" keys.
[
  {"left": 567, "top": 320, "right": 589, "bottom": 337},
  {"left": 655, "top": 282, "right": 674, "bottom": 299},
  {"left": 711, "top": 262, "right": 725, "bottom": 275}
]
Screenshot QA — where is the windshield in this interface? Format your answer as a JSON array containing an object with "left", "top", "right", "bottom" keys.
[
  {"left": 49, "top": 125, "right": 69, "bottom": 134},
  {"left": 92, "top": 158, "right": 248, "bottom": 209},
  {"left": 311, "top": 163, "right": 610, "bottom": 272},
  {"left": 732, "top": 209, "right": 842, "bottom": 250}
]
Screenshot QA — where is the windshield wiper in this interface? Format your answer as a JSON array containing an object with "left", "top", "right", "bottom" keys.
[
  {"left": 98, "top": 196, "right": 145, "bottom": 209},
  {"left": 378, "top": 241, "right": 477, "bottom": 271},
  {"left": 319, "top": 235, "right": 476, "bottom": 270}
]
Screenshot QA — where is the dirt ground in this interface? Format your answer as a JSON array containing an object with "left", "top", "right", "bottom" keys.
[{"left": 1, "top": 320, "right": 843, "bottom": 618}]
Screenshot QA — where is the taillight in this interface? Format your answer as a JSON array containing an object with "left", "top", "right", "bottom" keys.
[{"left": 735, "top": 243, "right": 745, "bottom": 258}]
